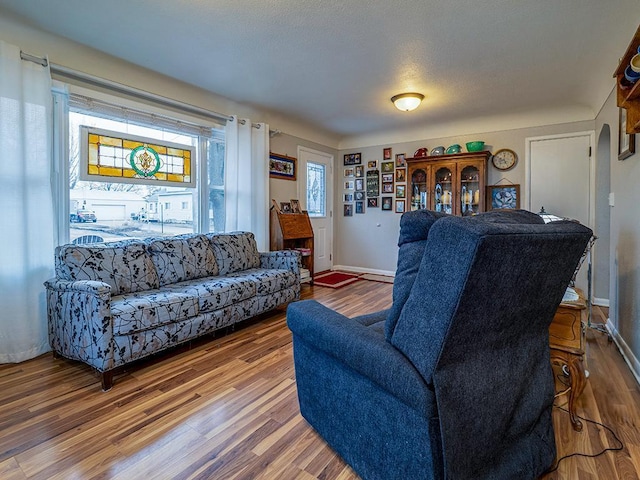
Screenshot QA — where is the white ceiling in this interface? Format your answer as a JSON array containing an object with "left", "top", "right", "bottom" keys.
[{"left": 1, "top": 0, "right": 639, "bottom": 140}]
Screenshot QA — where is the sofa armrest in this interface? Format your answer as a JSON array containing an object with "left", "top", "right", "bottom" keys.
[
  {"left": 45, "top": 278, "right": 112, "bottom": 296},
  {"left": 44, "top": 278, "right": 115, "bottom": 373},
  {"left": 259, "top": 250, "right": 301, "bottom": 275},
  {"left": 287, "top": 300, "right": 433, "bottom": 416}
]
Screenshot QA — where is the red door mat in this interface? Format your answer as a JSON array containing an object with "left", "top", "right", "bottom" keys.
[{"left": 313, "top": 271, "right": 360, "bottom": 288}]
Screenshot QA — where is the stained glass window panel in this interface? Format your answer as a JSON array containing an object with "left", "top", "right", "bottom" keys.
[
  {"left": 79, "top": 126, "right": 196, "bottom": 187},
  {"left": 307, "top": 161, "right": 326, "bottom": 217}
]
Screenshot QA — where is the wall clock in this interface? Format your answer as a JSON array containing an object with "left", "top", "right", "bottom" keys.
[{"left": 492, "top": 149, "right": 518, "bottom": 171}]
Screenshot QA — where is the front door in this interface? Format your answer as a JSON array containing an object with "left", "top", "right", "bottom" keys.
[{"left": 298, "top": 146, "right": 333, "bottom": 274}]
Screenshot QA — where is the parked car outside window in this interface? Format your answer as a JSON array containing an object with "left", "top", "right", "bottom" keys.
[{"left": 70, "top": 210, "right": 97, "bottom": 223}]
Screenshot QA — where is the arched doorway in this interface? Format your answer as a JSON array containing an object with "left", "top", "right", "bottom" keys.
[{"left": 594, "top": 124, "right": 611, "bottom": 306}]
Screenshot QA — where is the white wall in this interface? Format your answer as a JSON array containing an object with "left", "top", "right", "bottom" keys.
[
  {"left": 335, "top": 120, "right": 594, "bottom": 273},
  {"left": 596, "top": 89, "right": 640, "bottom": 382}
]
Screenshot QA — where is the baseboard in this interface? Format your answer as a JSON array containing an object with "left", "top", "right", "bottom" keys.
[
  {"left": 330, "top": 265, "right": 395, "bottom": 277},
  {"left": 606, "top": 319, "right": 640, "bottom": 386},
  {"left": 592, "top": 297, "right": 610, "bottom": 307}
]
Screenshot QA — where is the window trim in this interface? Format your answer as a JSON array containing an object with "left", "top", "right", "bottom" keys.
[{"left": 53, "top": 81, "right": 225, "bottom": 242}]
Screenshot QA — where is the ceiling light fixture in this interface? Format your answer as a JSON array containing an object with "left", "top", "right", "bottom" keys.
[{"left": 391, "top": 92, "right": 425, "bottom": 112}]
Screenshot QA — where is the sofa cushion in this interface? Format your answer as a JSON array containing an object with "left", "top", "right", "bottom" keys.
[
  {"left": 226, "top": 267, "right": 298, "bottom": 295},
  {"left": 385, "top": 210, "right": 449, "bottom": 339},
  {"left": 160, "top": 276, "right": 255, "bottom": 313},
  {"left": 55, "top": 240, "right": 159, "bottom": 296},
  {"left": 147, "top": 234, "right": 218, "bottom": 286},
  {"left": 208, "top": 232, "right": 261, "bottom": 275},
  {"left": 111, "top": 290, "right": 199, "bottom": 334}
]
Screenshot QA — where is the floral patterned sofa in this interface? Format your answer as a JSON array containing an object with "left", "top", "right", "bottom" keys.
[{"left": 45, "top": 232, "right": 300, "bottom": 390}]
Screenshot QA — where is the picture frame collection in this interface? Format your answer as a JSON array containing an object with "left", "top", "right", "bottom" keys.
[
  {"left": 343, "top": 149, "right": 407, "bottom": 216},
  {"left": 273, "top": 198, "right": 302, "bottom": 214}
]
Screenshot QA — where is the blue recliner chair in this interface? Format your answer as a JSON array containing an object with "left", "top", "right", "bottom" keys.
[{"left": 287, "top": 210, "right": 592, "bottom": 479}]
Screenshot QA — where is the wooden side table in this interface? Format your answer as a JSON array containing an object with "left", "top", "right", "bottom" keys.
[{"left": 549, "top": 290, "right": 587, "bottom": 431}]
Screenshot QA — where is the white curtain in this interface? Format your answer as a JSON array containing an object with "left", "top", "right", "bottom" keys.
[
  {"left": 224, "top": 116, "right": 269, "bottom": 250},
  {"left": 0, "top": 41, "right": 55, "bottom": 363}
]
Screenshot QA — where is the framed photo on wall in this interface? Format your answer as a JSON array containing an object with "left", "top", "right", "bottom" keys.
[
  {"left": 269, "top": 152, "right": 296, "bottom": 180},
  {"left": 486, "top": 185, "right": 520, "bottom": 210},
  {"left": 344, "top": 153, "right": 362, "bottom": 165},
  {"left": 618, "top": 107, "right": 636, "bottom": 160},
  {"left": 344, "top": 204, "right": 353, "bottom": 216}
]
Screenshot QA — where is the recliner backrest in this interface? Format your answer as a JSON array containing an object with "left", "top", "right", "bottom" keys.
[
  {"left": 389, "top": 216, "right": 592, "bottom": 385},
  {"left": 385, "top": 209, "right": 449, "bottom": 339},
  {"left": 385, "top": 209, "right": 545, "bottom": 340}
]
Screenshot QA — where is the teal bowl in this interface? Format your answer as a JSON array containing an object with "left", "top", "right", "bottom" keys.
[{"left": 466, "top": 141, "right": 485, "bottom": 152}]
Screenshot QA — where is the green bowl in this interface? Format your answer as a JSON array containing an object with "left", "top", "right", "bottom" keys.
[{"left": 466, "top": 141, "right": 485, "bottom": 152}]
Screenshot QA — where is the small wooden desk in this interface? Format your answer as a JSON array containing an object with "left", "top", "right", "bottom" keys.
[{"left": 549, "top": 291, "right": 587, "bottom": 431}]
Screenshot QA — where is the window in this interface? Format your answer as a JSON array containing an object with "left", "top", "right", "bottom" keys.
[
  {"left": 63, "top": 94, "right": 225, "bottom": 243},
  {"left": 80, "top": 127, "right": 195, "bottom": 187},
  {"left": 306, "top": 161, "right": 326, "bottom": 217}
]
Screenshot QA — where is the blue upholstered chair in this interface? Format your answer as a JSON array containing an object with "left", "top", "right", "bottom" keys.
[{"left": 287, "top": 210, "right": 592, "bottom": 480}]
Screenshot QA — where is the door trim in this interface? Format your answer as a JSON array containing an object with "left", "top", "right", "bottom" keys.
[
  {"left": 525, "top": 130, "right": 596, "bottom": 228},
  {"left": 297, "top": 145, "right": 334, "bottom": 271}
]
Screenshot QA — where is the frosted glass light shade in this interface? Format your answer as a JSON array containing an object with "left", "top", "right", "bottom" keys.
[{"left": 391, "top": 93, "right": 424, "bottom": 112}]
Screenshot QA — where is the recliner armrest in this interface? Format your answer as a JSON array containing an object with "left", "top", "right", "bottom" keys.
[{"left": 287, "top": 300, "right": 433, "bottom": 416}]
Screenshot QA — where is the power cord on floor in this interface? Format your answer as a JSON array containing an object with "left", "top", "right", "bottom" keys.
[{"left": 545, "top": 405, "right": 624, "bottom": 473}]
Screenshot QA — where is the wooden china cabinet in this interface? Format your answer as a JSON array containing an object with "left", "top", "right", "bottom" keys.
[{"left": 406, "top": 151, "right": 490, "bottom": 215}]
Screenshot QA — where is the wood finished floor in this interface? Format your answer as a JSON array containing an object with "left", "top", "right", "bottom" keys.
[{"left": 0, "top": 280, "right": 638, "bottom": 479}]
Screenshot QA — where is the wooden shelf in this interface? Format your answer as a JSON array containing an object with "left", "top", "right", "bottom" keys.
[{"left": 614, "top": 24, "right": 640, "bottom": 134}]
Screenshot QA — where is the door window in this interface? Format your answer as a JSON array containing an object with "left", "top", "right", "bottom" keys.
[{"left": 306, "top": 161, "right": 326, "bottom": 217}]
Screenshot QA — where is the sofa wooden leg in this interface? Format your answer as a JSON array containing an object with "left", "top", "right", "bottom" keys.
[{"left": 101, "top": 371, "right": 114, "bottom": 391}]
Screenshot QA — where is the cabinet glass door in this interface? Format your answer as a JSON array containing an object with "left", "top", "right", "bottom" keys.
[
  {"left": 410, "top": 168, "right": 428, "bottom": 210},
  {"left": 459, "top": 165, "right": 480, "bottom": 216},
  {"left": 434, "top": 166, "right": 453, "bottom": 214}
]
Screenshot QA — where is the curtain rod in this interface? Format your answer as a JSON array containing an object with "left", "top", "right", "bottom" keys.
[
  {"left": 51, "top": 63, "right": 233, "bottom": 125},
  {"left": 21, "top": 50, "right": 230, "bottom": 124},
  {"left": 20, "top": 51, "right": 274, "bottom": 132}
]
